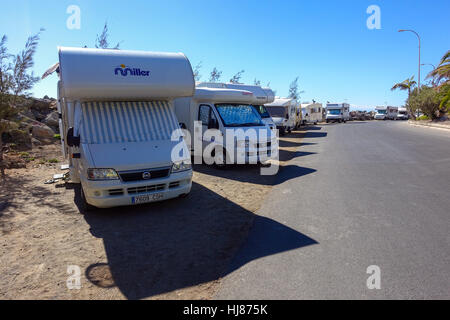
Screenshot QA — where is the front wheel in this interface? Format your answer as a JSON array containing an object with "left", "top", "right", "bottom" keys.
[{"left": 79, "top": 185, "right": 96, "bottom": 213}]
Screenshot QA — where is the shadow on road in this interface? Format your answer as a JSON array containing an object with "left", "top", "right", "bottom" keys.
[{"left": 80, "top": 182, "right": 317, "bottom": 300}]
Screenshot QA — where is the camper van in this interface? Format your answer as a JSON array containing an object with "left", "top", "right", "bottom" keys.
[
  {"left": 386, "top": 106, "right": 399, "bottom": 120},
  {"left": 397, "top": 107, "right": 409, "bottom": 120},
  {"left": 197, "top": 83, "right": 276, "bottom": 130},
  {"left": 374, "top": 106, "right": 387, "bottom": 120},
  {"left": 265, "top": 98, "right": 297, "bottom": 135},
  {"left": 325, "top": 103, "right": 350, "bottom": 123},
  {"left": 49, "top": 47, "right": 195, "bottom": 210},
  {"left": 174, "top": 86, "right": 277, "bottom": 166},
  {"left": 301, "top": 102, "right": 323, "bottom": 125}
]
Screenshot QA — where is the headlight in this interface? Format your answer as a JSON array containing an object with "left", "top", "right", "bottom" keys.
[
  {"left": 172, "top": 160, "right": 191, "bottom": 173},
  {"left": 87, "top": 168, "right": 119, "bottom": 180}
]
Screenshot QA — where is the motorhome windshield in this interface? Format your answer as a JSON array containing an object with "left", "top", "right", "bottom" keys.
[
  {"left": 328, "top": 109, "right": 341, "bottom": 115},
  {"left": 266, "top": 106, "right": 286, "bottom": 118},
  {"left": 377, "top": 109, "right": 387, "bottom": 114},
  {"left": 215, "top": 104, "right": 264, "bottom": 127},
  {"left": 253, "top": 105, "right": 271, "bottom": 118}
]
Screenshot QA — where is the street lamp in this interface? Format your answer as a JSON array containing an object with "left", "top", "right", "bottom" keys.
[
  {"left": 421, "top": 63, "right": 436, "bottom": 86},
  {"left": 399, "top": 29, "right": 421, "bottom": 93}
]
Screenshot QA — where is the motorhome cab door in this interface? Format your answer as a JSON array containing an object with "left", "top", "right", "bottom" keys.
[{"left": 198, "top": 103, "right": 219, "bottom": 151}]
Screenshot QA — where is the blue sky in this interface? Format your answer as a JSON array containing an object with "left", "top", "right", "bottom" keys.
[{"left": 1, "top": 0, "right": 449, "bottom": 109}]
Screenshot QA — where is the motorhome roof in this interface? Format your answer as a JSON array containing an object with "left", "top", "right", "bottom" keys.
[
  {"left": 193, "top": 87, "right": 255, "bottom": 104},
  {"left": 265, "top": 97, "right": 294, "bottom": 107},
  {"left": 196, "top": 82, "right": 275, "bottom": 104},
  {"left": 57, "top": 47, "right": 194, "bottom": 101}
]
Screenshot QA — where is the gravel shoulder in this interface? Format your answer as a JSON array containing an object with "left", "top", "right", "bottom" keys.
[{"left": 0, "top": 129, "right": 305, "bottom": 300}]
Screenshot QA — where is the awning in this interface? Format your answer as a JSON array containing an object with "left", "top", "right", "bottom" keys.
[{"left": 80, "top": 101, "right": 181, "bottom": 144}]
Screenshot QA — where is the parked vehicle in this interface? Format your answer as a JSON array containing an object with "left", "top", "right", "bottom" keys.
[
  {"left": 325, "top": 103, "right": 350, "bottom": 123},
  {"left": 386, "top": 106, "right": 398, "bottom": 120},
  {"left": 174, "top": 86, "right": 277, "bottom": 166},
  {"left": 375, "top": 106, "right": 398, "bottom": 120},
  {"left": 265, "top": 98, "right": 297, "bottom": 135},
  {"left": 374, "top": 107, "right": 387, "bottom": 120},
  {"left": 397, "top": 107, "right": 409, "bottom": 120},
  {"left": 196, "top": 82, "right": 276, "bottom": 130},
  {"left": 301, "top": 103, "right": 323, "bottom": 125},
  {"left": 46, "top": 47, "right": 195, "bottom": 210}
]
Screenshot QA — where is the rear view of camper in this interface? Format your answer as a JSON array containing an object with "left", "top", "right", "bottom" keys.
[{"left": 56, "top": 47, "right": 195, "bottom": 209}]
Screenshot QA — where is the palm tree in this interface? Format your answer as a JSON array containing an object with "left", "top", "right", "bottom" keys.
[
  {"left": 391, "top": 76, "right": 417, "bottom": 96},
  {"left": 391, "top": 76, "right": 417, "bottom": 118},
  {"left": 427, "top": 50, "right": 450, "bottom": 86}
]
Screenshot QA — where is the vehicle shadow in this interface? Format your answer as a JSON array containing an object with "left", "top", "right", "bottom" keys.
[
  {"left": 193, "top": 163, "right": 316, "bottom": 186},
  {"left": 304, "top": 131, "right": 328, "bottom": 138},
  {"left": 81, "top": 182, "right": 317, "bottom": 300}
]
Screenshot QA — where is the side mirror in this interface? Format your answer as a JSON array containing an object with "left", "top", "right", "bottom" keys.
[
  {"left": 67, "top": 127, "right": 80, "bottom": 147},
  {"left": 208, "top": 118, "right": 218, "bottom": 129},
  {"left": 179, "top": 122, "right": 187, "bottom": 129}
]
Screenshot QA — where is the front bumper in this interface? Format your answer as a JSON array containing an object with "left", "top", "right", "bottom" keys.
[{"left": 82, "top": 170, "right": 193, "bottom": 208}]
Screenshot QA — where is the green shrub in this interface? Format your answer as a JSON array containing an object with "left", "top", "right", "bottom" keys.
[
  {"left": 53, "top": 134, "right": 61, "bottom": 139},
  {"left": 416, "top": 115, "right": 430, "bottom": 121},
  {"left": 408, "top": 86, "right": 441, "bottom": 120},
  {"left": 48, "top": 158, "right": 58, "bottom": 163},
  {"left": 19, "top": 151, "right": 30, "bottom": 158}
]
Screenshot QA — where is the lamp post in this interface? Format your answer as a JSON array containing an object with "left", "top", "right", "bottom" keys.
[
  {"left": 399, "top": 29, "right": 421, "bottom": 93},
  {"left": 421, "top": 63, "right": 436, "bottom": 86}
]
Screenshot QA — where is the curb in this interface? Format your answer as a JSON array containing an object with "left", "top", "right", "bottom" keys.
[{"left": 408, "top": 120, "right": 450, "bottom": 131}]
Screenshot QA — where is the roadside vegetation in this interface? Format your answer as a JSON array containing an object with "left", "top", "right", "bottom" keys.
[{"left": 392, "top": 50, "right": 450, "bottom": 120}]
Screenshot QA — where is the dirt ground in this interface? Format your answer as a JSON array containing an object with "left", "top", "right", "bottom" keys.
[{"left": 0, "top": 129, "right": 306, "bottom": 300}]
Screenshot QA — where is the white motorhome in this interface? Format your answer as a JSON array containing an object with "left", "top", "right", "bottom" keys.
[
  {"left": 397, "top": 107, "right": 409, "bottom": 120},
  {"left": 197, "top": 82, "right": 276, "bottom": 130},
  {"left": 265, "top": 98, "right": 297, "bottom": 135},
  {"left": 386, "top": 106, "right": 399, "bottom": 120},
  {"left": 374, "top": 106, "right": 387, "bottom": 120},
  {"left": 174, "top": 86, "right": 277, "bottom": 166},
  {"left": 301, "top": 102, "right": 323, "bottom": 125},
  {"left": 48, "top": 47, "right": 194, "bottom": 210},
  {"left": 325, "top": 103, "right": 350, "bottom": 123}
]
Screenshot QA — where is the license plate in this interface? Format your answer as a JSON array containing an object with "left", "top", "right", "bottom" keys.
[{"left": 132, "top": 193, "right": 164, "bottom": 204}]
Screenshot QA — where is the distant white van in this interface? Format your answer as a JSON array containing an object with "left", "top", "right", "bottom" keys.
[
  {"left": 174, "top": 86, "right": 277, "bottom": 167},
  {"left": 375, "top": 106, "right": 398, "bottom": 120},
  {"left": 326, "top": 103, "right": 350, "bottom": 123},
  {"left": 265, "top": 98, "right": 297, "bottom": 135},
  {"left": 386, "top": 106, "right": 399, "bottom": 120},
  {"left": 301, "top": 102, "right": 323, "bottom": 125},
  {"left": 47, "top": 47, "right": 195, "bottom": 210},
  {"left": 374, "top": 106, "right": 387, "bottom": 120},
  {"left": 397, "top": 107, "right": 409, "bottom": 120}
]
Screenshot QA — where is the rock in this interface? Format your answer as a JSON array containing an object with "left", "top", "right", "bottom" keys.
[
  {"left": 32, "top": 124, "right": 55, "bottom": 141},
  {"left": 31, "top": 138, "right": 42, "bottom": 146},
  {"left": 43, "top": 111, "right": 60, "bottom": 132},
  {"left": 9, "top": 129, "right": 32, "bottom": 150}
]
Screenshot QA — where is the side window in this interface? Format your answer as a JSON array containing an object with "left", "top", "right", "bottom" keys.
[{"left": 199, "top": 105, "right": 210, "bottom": 126}]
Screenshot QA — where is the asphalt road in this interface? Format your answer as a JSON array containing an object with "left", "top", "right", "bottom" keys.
[{"left": 216, "top": 121, "right": 450, "bottom": 299}]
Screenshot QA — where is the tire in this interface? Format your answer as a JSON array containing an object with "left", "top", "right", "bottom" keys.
[
  {"left": 279, "top": 128, "right": 286, "bottom": 136},
  {"left": 80, "top": 185, "right": 96, "bottom": 213},
  {"left": 326, "top": 120, "right": 329, "bottom": 123}
]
